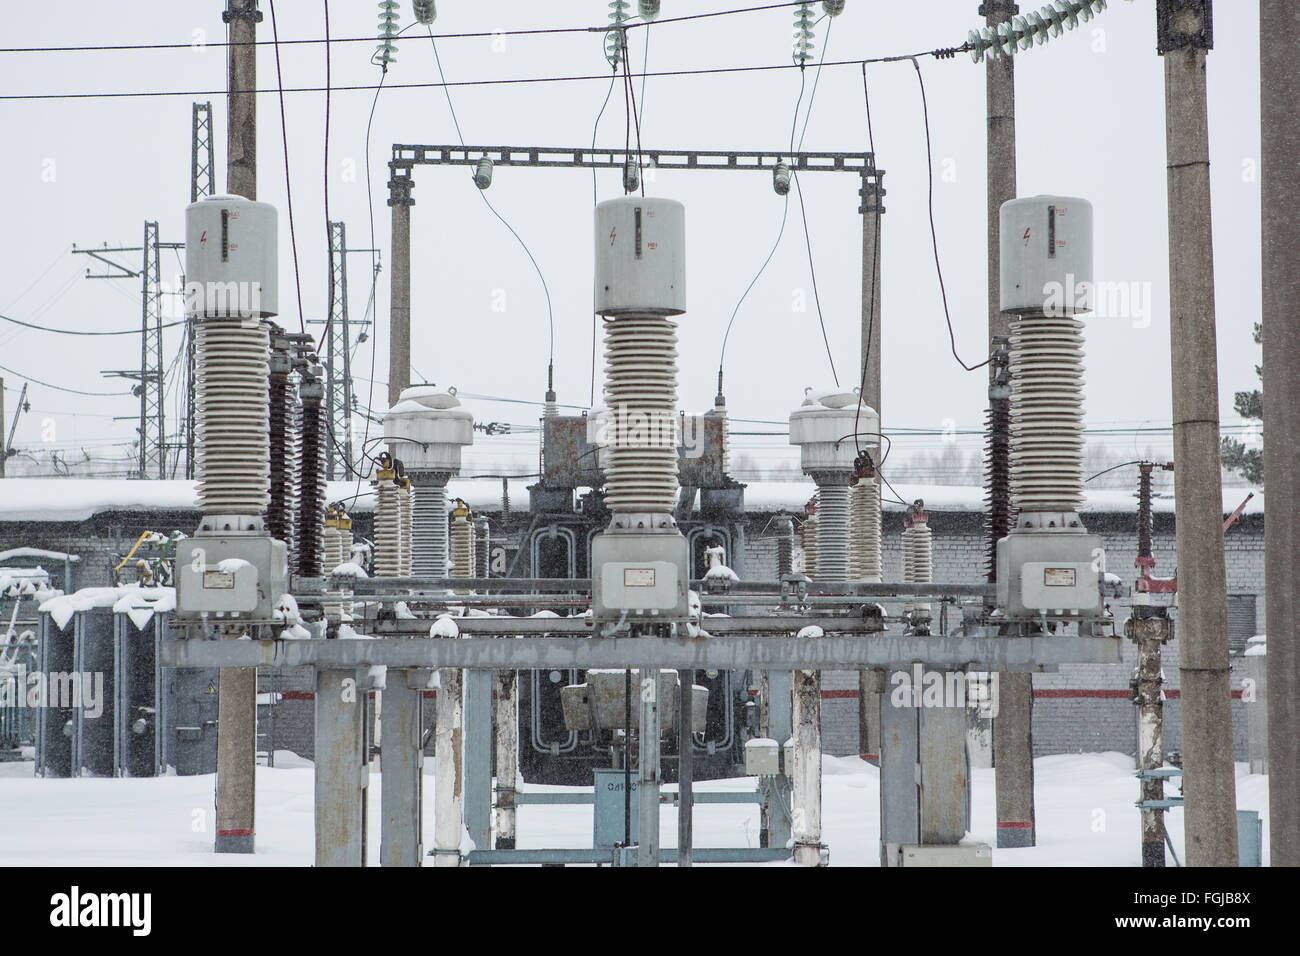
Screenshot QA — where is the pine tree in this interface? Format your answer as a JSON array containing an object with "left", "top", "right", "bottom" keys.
[{"left": 1220, "top": 322, "right": 1263, "bottom": 485}]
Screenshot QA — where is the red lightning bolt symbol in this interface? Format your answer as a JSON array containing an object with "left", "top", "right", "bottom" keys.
[{"left": 609, "top": 226, "right": 617, "bottom": 246}]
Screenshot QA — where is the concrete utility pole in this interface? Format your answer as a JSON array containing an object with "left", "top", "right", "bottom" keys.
[
  {"left": 214, "top": 0, "right": 261, "bottom": 855},
  {"left": 388, "top": 170, "right": 414, "bottom": 409},
  {"left": 858, "top": 171, "right": 885, "bottom": 758},
  {"left": 1156, "top": 0, "right": 1238, "bottom": 866},
  {"left": 982, "top": 0, "right": 1037, "bottom": 850},
  {"left": 1261, "top": 0, "right": 1300, "bottom": 868}
]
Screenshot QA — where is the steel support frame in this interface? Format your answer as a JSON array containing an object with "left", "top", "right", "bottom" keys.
[
  {"left": 160, "top": 634, "right": 1122, "bottom": 671},
  {"left": 392, "top": 144, "right": 881, "bottom": 181},
  {"left": 324, "top": 221, "right": 354, "bottom": 480}
]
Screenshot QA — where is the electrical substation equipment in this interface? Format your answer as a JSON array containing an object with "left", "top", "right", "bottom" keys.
[
  {"left": 175, "top": 194, "right": 287, "bottom": 623},
  {"left": 967, "top": 1, "right": 1109, "bottom": 64},
  {"left": 789, "top": 389, "right": 879, "bottom": 584},
  {"left": 995, "top": 195, "right": 1106, "bottom": 625},
  {"left": 383, "top": 386, "right": 474, "bottom": 577},
  {"left": 773, "top": 161, "right": 792, "bottom": 196},
  {"left": 589, "top": 197, "right": 690, "bottom": 626},
  {"left": 374, "top": 453, "right": 403, "bottom": 578},
  {"left": 376, "top": 1, "right": 401, "bottom": 67},
  {"left": 413, "top": 0, "right": 437, "bottom": 25},
  {"left": 793, "top": 3, "right": 817, "bottom": 66}
]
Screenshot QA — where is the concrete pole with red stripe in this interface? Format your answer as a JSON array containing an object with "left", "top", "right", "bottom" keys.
[
  {"left": 982, "top": 0, "right": 1038, "bottom": 850},
  {"left": 213, "top": 0, "right": 261, "bottom": 856}
]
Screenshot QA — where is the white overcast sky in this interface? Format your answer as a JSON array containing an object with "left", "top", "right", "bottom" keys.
[{"left": 0, "top": 1, "right": 1265, "bottom": 477}]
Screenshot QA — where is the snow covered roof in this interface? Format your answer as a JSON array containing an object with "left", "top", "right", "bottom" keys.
[
  {"left": 0, "top": 479, "right": 380, "bottom": 523},
  {"left": 739, "top": 479, "right": 1263, "bottom": 517},
  {"left": 0, "top": 546, "right": 80, "bottom": 563},
  {"left": 0, "top": 477, "right": 1263, "bottom": 522}
]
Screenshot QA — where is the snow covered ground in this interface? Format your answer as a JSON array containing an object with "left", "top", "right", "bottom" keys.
[{"left": 0, "top": 753, "right": 1270, "bottom": 866}]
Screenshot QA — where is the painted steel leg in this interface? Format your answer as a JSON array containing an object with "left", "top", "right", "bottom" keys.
[
  {"left": 678, "top": 668, "right": 694, "bottom": 867},
  {"left": 759, "top": 669, "right": 793, "bottom": 850},
  {"left": 464, "top": 669, "right": 493, "bottom": 858},
  {"left": 314, "top": 669, "right": 365, "bottom": 867},
  {"left": 494, "top": 670, "right": 518, "bottom": 850},
  {"left": 879, "top": 690, "right": 919, "bottom": 867},
  {"left": 638, "top": 664, "right": 661, "bottom": 867},
  {"left": 380, "top": 670, "right": 423, "bottom": 867}
]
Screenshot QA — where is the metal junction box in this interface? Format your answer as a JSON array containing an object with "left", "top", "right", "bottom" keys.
[
  {"left": 744, "top": 737, "right": 781, "bottom": 776},
  {"left": 174, "top": 535, "right": 288, "bottom": 622},
  {"left": 593, "top": 768, "right": 639, "bottom": 849},
  {"left": 591, "top": 531, "right": 689, "bottom": 623},
  {"left": 560, "top": 669, "right": 707, "bottom": 733},
  {"left": 996, "top": 531, "right": 1103, "bottom": 619}
]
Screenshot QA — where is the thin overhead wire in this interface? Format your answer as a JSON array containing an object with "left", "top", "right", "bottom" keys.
[
  {"left": 0, "top": 311, "right": 186, "bottom": 336},
  {"left": 267, "top": 0, "right": 306, "bottom": 333},
  {"left": 718, "top": 12, "right": 833, "bottom": 384},
  {"left": 619, "top": 29, "right": 645, "bottom": 197},
  {"left": 591, "top": 69, "right": 619, "bottom": 207},
  {"left": 853, "top": 61, "right": 880, "bottom": 455},
  {"left": 352, "top": 55, "right": 397, "bottom": 507},
  {"left": 716, "top": 69, "right": 805, "bottom": 380},
  {"left": 0, "top": 52, "right": 967, "bottom": 103},
  {"left": 910, "top": 56, "right": 987, "bottom": 373},
  {"left": 0, "top": 362, "right": 133, "bottom": 397},
  {"left": 323, "top": 0, "right": 333, "bottom": 332},
  {"left": 429, "top": 29, "right": 555, "bottom": 377},
  {"left": 1085, "top": 460, "right": 1148, "bottom": 483},
  {"left": 3, "top": 247, "right": 68, "bottom": 312},
  {"left": 0, "top": 4, "right": 813, "bottom": 55},
  {"left": 791, "top": 14, "right": 837, "bottom": 387},
  {"left": 590, "top": 64, "right": 620, "bottom": 406}
]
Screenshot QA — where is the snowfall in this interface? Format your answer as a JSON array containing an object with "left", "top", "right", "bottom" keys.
[{"left": 0, "top": 753, "right": 1270, "bottom": 866}]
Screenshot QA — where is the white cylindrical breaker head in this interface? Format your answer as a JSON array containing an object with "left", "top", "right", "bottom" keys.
[
  {"left": 185, "top": 194, "right": 279, "bottom": 318},
  {"left": 383, "top": 386, "right": 474, "bottom": 474},
  {"left": 789, "top": 388, "right": 878, "bottom": 474},
  {"left": 594, "top": 197, "right": 686, "bottom": 317},
  {"left": 999, "top": 195, "right": 1093, "bottom": 316}
]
